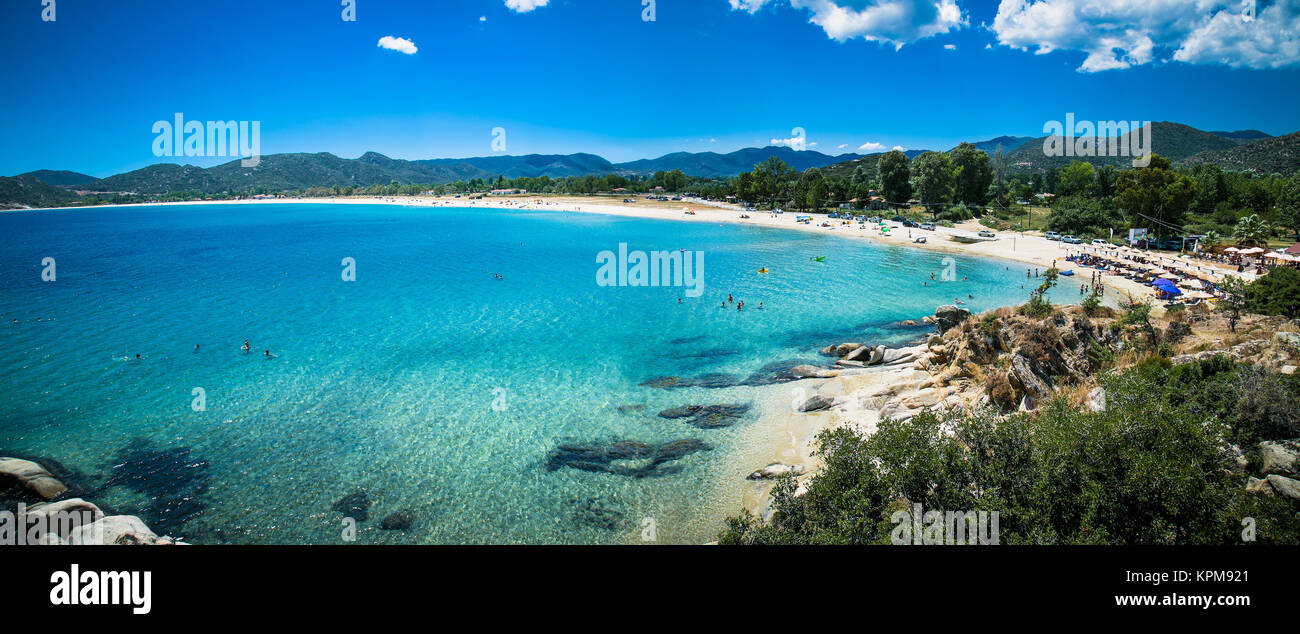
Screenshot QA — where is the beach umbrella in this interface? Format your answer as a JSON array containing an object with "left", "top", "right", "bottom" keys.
[
  {"left": 1152, "top": 278, "right": 1179, "bottom": 292},
  {"left": 1224, "top": 247, "right": 1240, "bottom": 253},
  {"left": 1239, "top": 247, "right": 1266, "bottom": 255}
]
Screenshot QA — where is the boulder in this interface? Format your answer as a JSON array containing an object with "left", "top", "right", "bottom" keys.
[
  {"left": 797, "top": 395, "right": 835, "bottom": 412},
  {"left": 867, "top": 345, "right": 886, "bottom": 365},
  {"left": 844, "top": 346, "right": 871, "bottom": 362},
  {"left": 1257, "top": 439, "right": 1300, "bottom": 476},
  {"left": 880, "top": 348, "right": 917, "bottom": 365},
  {"left": 0, "top": 457, "right": 68, "bottom": 500},
  {"left": 835, "top": 343, "right": 866, "bottom": 357},
  {"left": 746, "top": 463, "right": 805, "bottom": 480},
  {"left": 68, "top": 515, "right": 179, "bottom": 545},
  {"left": 1265, "top": 474, "right": 1300, "bottom": 501},
  {"left": 933, "top": 305, "right": 972, "bottom": 335},
  {"left": 900, "top": 320, "right": 918, "bottom": 327},
  {"left": 789, "top": 365, "right": 836, "bottom": 379},
  {"left": 1246, "top": 476, "right": 1274, "bottom": 496}
]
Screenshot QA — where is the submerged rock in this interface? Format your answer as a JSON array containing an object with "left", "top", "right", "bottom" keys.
[
  {"left": 333, "top": 489, "right": 371, "bottom": 521},
  {"left": 568, "top": 496, "right": 625, "bottom": 530},
  {"left": 380, "top": 510, "right": 415, "bottom": 531},
  {"left": 639, "top": 373, "right": 742, "bottom": 389},
  {"left": 545, "top": 438, "right": 712, "bottom": 478},
  {"left": 657, "top": 403, "right": 751, "bottom": 428}
]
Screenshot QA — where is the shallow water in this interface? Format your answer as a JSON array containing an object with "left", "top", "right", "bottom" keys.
[{"left": 0, "top": 203, "right": 1075, "bottom": 544}]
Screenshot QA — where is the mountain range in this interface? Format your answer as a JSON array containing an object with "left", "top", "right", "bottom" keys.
[{"left": 3, "top": 123, "right": 1295, "bottom": 207}]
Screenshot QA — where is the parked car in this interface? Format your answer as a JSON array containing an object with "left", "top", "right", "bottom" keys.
[
  {"left": 1091, "top": 238, "right": 1108, "bottom": 245},
  {"left": 891, "top": 216, "right": 906, "bottom": 223},
  {"left": 978, "top": 230, "right": 996, "bottom": 238},
  {"left": 1062, "top": 235, "right": 1082, "bottom": 244},
  {"left": 1045, "top": 231, "right": 1061, "bottom": 241},
  {"left": 920, "top": 222, "right": 936, "bottom": 231},
  {"left": 901, "top": 219, "right": 918, "bottom": 228}
]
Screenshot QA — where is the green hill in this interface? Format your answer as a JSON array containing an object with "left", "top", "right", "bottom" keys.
[
  {"left": 1003, "top": 122, "right": 1241, "bottom": 174},
  {"left": 0, "top": 175, "right": 83, "bottom": 209},
  {"left": 1177, "top": 131, "right": 1300, "bottom": 175},
  {"left": 17, "top": 169, "right": 98, "bottom": 186}
]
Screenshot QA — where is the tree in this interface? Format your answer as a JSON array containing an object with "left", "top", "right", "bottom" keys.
[
  {"left": 877, "top": 150, "right": 911, "bottom": 205},
  {"left": 1231, "top": 213, "right": 1271, "bottom": 247},
  {"left": 1278, "top": 171, "right": 1300, "bottom": 240},
  {"left": 754, "top": 156, "right": 794, "bottom": 205},
  {"left": 1114, "top": 153, "right": 1197, "bottom": 232},
  {"left": 1095, "top": 164, "right": 1118, "bottom": 198},
  {"left": 912, "top": 151, "right": 954, "bottom": 210},
  {"left": 950, "top": 142, "right": 993, "bottom": 206},
  {"left": 1218, "top": 276, "right": 1249, "bottom": 333},
  {"left": 1248, "top": 267, "right": 1300, "bottom": 319},
  {"left": 992, "top": 144, "right": 1009, "bottom": 203},
  {"left": 1058, "top": 161, "right": 1096, "bottom": 198}
]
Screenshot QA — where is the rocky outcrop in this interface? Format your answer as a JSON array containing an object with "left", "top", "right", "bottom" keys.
[
  {"left": 933, "top": 305, "right": 972, "bottom": 335},
  {"left": 923, "top": 306, "right": 1116, "bottom": 411},
  {"left": 747, "top": 463, "right": 804, "bottom": 480},
  {"left": 0, "top": 457, "right": 68, "bottom": 500}
]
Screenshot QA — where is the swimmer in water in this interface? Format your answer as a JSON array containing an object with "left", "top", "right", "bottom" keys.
[
  {"left": 242, "top": 340, "right": 251, "bottom": 352},
  {"left": 194, "top": 344, "right": 200, "bottom": 352}
]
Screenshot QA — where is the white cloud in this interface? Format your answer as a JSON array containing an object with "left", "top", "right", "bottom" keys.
[
  {"left": 480, "top": 16, "right": 488, "bottom": 22},
  {"left": 943, "top": 43, "right": 956, "bottom": 49},
  {"left": 991, "top": 0, "right": 1300, "bottom": 72},
  {"left": 837, "top": 143, "right": 849, "bottom": 149},
  {"left": 771, "top": 135, "right": 809, "bottom": 149},
  {"left": 892, "top": 145, "right": 905, "bottom": 151},
  {"left": 729, "top": 0, "right": 966, "bottom": 49},
  {"left": 859, "top": 141, "right": 888, "bottom": 151},
  {"left": 377, "top": 36, "right": 418, "bottom": 55},
  {"left": 506, "top": 0, "right": 550, "bottom": 12}
]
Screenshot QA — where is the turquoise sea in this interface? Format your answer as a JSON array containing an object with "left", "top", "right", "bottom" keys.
[{"left": 0, "top": 203, "right": 1076, "bottom": 544}]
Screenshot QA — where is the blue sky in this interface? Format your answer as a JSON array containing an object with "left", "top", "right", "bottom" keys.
[{"left": 3, "top": 0, "right": 1299, "bottom": 177}]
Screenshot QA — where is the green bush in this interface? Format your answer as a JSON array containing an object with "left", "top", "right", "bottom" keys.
[
  {"left": 719, "top": 356, "right": 1300, "bottom": 545},
  {"left": 1247, "top": 267, "right": 1300, "bottom": 319}
]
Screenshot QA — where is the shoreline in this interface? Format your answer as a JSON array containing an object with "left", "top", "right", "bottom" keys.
[{"left": 23, "top": 195, "right": 1166, "bottom": 305}]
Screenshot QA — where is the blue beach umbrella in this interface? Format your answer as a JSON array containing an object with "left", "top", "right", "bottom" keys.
[{"left": 1152, "top": 278, "right": 1181, "bottom": 295}]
